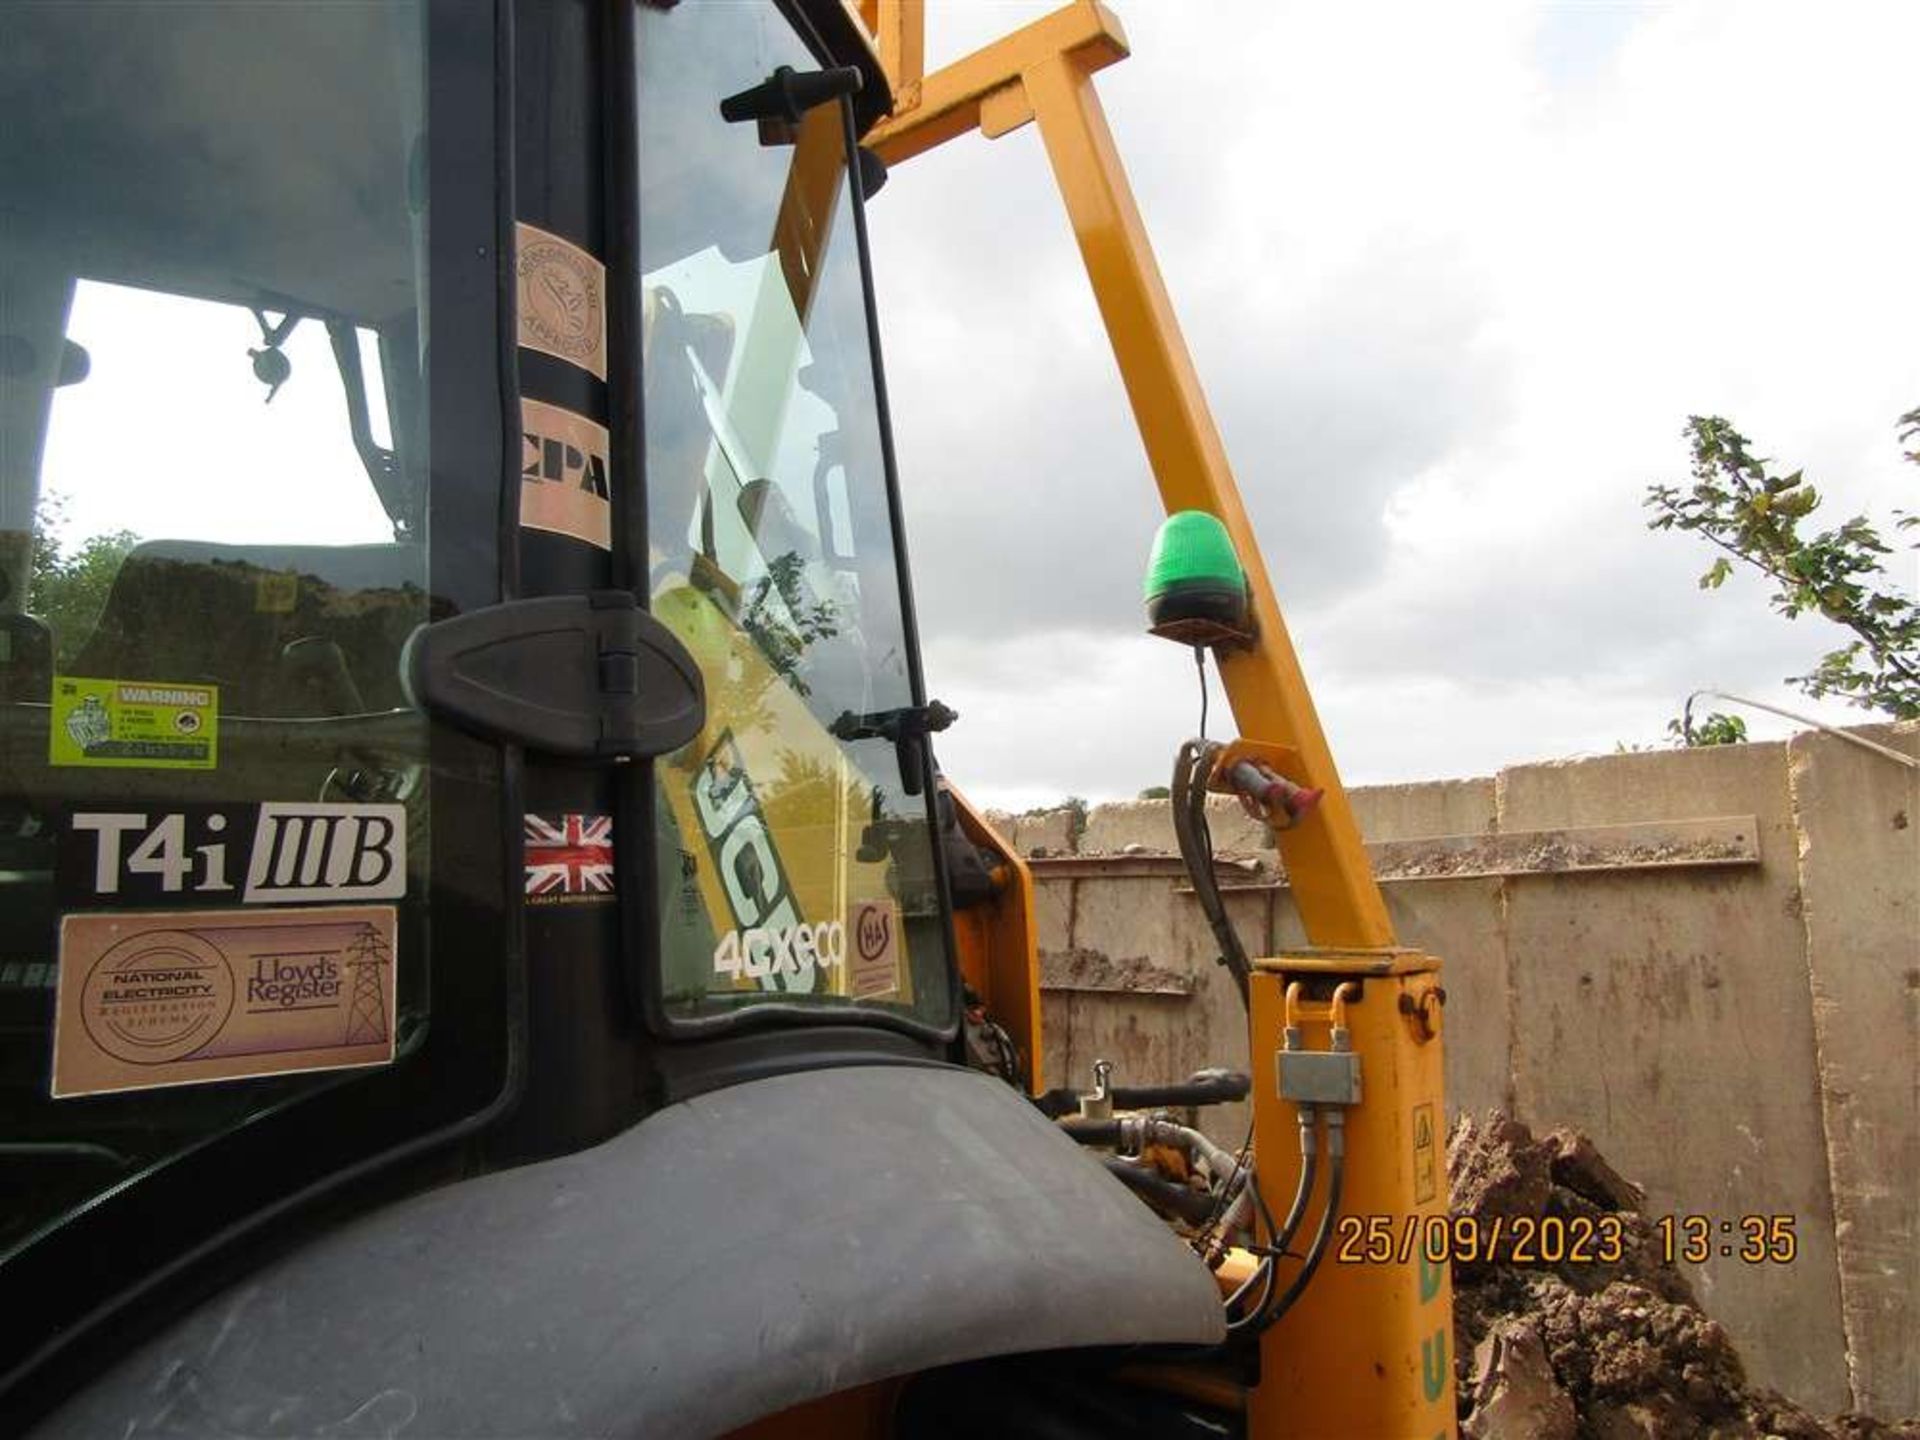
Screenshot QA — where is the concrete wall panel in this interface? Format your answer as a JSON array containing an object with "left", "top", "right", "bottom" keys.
[
  {"left": 1350, "top": 776, "right": 1499, "bottom": 842},
  {"left": 1791, "top": 723, "right": 1920, "bottom": 1416},
  {"left": 1006, "top": 732, "right": 1911, "bottom": 1415},
  {"left": 1498, "top": 743, "right": 1849, "bottom": 1412}
]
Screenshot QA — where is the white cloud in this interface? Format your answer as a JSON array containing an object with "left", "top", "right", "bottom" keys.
[{"left": 874, "top": 0, "right": 1920, "bottom": 809}]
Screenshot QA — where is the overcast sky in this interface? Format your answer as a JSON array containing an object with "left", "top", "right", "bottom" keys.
[{"left": 868, "top": 0, "right": 1920, "bottom": 811}]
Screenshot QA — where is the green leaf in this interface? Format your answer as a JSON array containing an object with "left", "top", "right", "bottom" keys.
[{"left": 1699, "top": 558, "right": 1733, "bottom": 590}]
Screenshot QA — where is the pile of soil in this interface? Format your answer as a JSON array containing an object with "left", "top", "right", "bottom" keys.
[{"left": 1448, "top": 1111, "right": 1918, "bottom": 1440}]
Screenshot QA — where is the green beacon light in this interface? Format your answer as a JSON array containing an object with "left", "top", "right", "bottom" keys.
[{"left": 1144, "top": 510, "right": 1252, "bottom": 646}]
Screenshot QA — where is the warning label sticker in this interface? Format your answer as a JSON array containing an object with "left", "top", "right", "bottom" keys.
[
  {"left": 50, "top": 677, "right": 217, "bottom": 770},
  {"left": 1413, "top": 1101, "right": 1438, "bottom": 1204},
  {"left": 52, "top": 905, "right": 397, "bottom": 1098},
  {"left": 515, "top": 221, "right": 607, "bottom": 379},
  {"left": 847, "top": 899, "right": 902, "bottom": 1001},
  {"left": 521, "top": 399, "right": 612, "bottom": 550}
]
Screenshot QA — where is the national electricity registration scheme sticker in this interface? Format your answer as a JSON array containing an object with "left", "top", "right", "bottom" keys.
[
  {"left": 50, "top": 676, "right": 218, "bottom": 770},
  {"left": 52, "top": 906, "right": 397, "bottom": 1098}
]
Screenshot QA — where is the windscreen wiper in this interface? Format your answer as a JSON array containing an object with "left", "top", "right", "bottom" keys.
[{"left": 327, "top": 320, "right": 415, "bottom": 541}]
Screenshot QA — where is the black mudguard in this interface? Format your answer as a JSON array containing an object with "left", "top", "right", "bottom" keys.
[{"left": 34, "top": 1065, "right": 1226, "bottom": 1438}]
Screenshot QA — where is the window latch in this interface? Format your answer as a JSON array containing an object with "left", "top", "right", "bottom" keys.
[
  {"left": 719, "top": 64, "right": 862, "bottom": 126},
  {"left": 405, "top": 591, "right": 704, "bottom": 759},
  {"left": 830, "top": 701, "right": 957, "bottom": 796}
]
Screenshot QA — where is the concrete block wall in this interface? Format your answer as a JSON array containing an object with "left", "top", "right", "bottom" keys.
[{"left": 984, "top": 723, "right": 1919, "bottom": 1419}]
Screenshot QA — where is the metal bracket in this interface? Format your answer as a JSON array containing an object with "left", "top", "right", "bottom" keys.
[
  {"left": 405, "top": 591, "right": 705, "bottom": 759},
  {"left": 1277, "top": 1050, "right": 1363, "bottom": 1107}
]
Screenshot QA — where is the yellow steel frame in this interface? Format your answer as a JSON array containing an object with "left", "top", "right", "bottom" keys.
[
  {"left": 861, "top": 5, "right": 1454, "bottom": 1436},
  {"left": 867, "top": 3, "right": 1388, "bottom": 948}
]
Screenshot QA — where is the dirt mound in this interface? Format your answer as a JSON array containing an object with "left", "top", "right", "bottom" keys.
[{"left": 1449, "top": 1112, "right": 1919, "bottom": 1440}]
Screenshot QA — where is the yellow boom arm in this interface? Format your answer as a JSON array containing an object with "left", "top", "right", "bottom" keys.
[{"left": 861, "top": 5, "right": 1456, "bottom": 1435}]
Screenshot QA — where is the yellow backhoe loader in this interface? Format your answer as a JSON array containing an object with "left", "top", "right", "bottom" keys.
[{"left": 0, "top": 2, "right": 1450, "bottom": 1435}]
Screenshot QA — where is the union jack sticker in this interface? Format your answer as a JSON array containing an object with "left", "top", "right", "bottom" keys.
[{"left": 524, "top": 813, "right": 614, "bottom": 905}]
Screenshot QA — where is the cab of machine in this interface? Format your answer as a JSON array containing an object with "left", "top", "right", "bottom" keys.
[{"left": 0, "top": 0, "right": 1021, "bottom": 1422}]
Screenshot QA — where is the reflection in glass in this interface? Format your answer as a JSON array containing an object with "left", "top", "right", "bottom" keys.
[
  {"left": 0, "top": 1, "right": 431, "bottom": 1253},
  {"left": 638, "top": 5, "right": 953, "bottom": 1030}
]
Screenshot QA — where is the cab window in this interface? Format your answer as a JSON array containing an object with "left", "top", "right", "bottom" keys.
[
  {"left": 636, "top": 1, "right": 955, "bottom": 1034},
  {"left": 0, "top": 0, "right": 434, "bottom": 1255}
]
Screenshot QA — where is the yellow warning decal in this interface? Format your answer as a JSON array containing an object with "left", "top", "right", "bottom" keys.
[
  {"left": 1413, "top": 1100, "right": 1438, "bottom": 1204},
  {"left": 49, "top": 676, "right": 217, "bottom": 770}
]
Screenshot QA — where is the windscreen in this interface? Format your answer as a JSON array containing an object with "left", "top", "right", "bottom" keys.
[
  {"left": 637, "top": 3, "right": 955, "bottom": 1033},
  {"left": 0, "top": 1, "right": 432, "bottom": 1254}
]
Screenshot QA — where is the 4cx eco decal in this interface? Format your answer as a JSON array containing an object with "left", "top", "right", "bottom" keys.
[
  {"left": 693, "top": 731, "right": 839, "bottom": 994},
  {"left": 58, "top": 802, "right": 406, "bottom": 907}
]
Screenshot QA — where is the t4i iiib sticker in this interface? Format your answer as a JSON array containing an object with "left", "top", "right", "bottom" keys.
[{"left": 58, "top": 802, "right": 406, "bottom": 907}]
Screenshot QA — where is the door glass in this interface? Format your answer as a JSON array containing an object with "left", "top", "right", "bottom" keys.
[
  {"left": 637, "top": 3, "right": 955, "bottom": 1032},
  {"left": 0, "top": 0, "right": 432, "bottom": 1253}
]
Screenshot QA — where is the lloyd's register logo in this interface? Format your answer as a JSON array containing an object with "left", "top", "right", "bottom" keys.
[
  {"left": 59, "top": 802, "right": 407, "bottom": 907},
  {"left": 54, "top": 906, "right": 398, "bottom": 1098}
]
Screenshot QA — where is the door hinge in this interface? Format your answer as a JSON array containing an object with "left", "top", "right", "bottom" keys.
[{"left": 406, "top": 591, "right": 704, "bottom": 758}]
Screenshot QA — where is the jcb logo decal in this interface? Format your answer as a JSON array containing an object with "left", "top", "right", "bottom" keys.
[{"left": 693, "top": 732, "right": 819, "bottom": 995}]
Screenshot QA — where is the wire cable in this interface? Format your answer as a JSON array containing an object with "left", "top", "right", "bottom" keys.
[
  {"left": 1196, "top": 646, "right": 1209, "bottom": 739},
  {"left": 1685, "top": 688, "right": 1920, "bottom": 770}
]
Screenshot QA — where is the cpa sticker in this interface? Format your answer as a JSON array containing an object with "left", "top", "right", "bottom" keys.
[{"left": 847, "top": 899, "right": 900, "bottom": 1000}]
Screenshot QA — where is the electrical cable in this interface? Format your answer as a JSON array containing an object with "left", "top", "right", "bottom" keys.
[
  {"left": 1685, "top": 688, "right": 1920, "bottom": 770},
  {"left": 1195, "top": 645, "right": 1208, "bottom": 739}
]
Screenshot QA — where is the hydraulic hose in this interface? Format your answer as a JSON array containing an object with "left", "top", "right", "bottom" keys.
[
  {"left": 1057, "top": 1116, "right": 1122, "bottom": 1147},
  {"left": 1246, "top": 1112, "right": 1348, "bottom": 1334},
  {"left": 1116, "top": 1073, "right": 1249, "bottom": 1112},
  {"left": 1269, "top": 1107, "right": 1321, "bottom": 1259},
  {"left": 1031, "top": 1068, "right": 1251, "bottom": 1120},
  {"left": 1059, "top": 1114, "right": 1238, "bottom": 1185},
  {"left": 1172, "top": 739, "right": 1251, "bottom": 1007},
  {"left": 1100, "top": 1157, "right": 1222, "bottom": 1227},
  {"left": 1225, "top": 1108, "right": 1320, "bottom": 1331}
]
